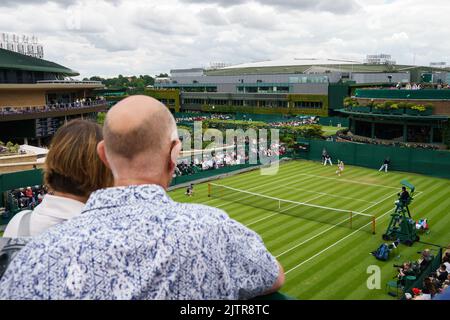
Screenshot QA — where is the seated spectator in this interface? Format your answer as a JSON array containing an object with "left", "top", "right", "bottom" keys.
[
  {"left": 437, "top": 264, "right": 449, "bottom": 283},
  {"left": 443, "top": 255, "right": 450, "bottom": 272},
  {"left": 420, "top": 278, "right": 437, "bottom": 299},
  {"left": 398, "top": 262, "right": 415, "bottom": 286},
  {"left": 3, "top": 120, "right": 113, "bottom": 238},
  {"left": 0, "top": 96, "right": 284, "bottom": 300},
  {"left": 419, "top": 249, "right": 433, "bottom": 271}
]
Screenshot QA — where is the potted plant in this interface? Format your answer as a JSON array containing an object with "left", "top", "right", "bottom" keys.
[
  {"left": 373, "top": 103, "right": 386, "bottom": 114},
  {"left": 344, "top": 97, "right": 359, "bottom": 111},
  {"left": 407, "top": 104, "right": 426, "bottom": 116},
  {"left": 389, "top": 103, "right": 404, "bottom": 115}
]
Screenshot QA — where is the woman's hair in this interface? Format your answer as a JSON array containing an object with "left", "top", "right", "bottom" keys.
[
  {"left": 423, "top": 277, "right": 437, "bottom": 295},
  {"left": 44, "top": 119, "right": 113, "bottom": 198}
]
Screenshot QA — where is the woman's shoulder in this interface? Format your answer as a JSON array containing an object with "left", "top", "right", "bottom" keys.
[{"left": 3, "top": 210, "right": 33, "bottom": 238}]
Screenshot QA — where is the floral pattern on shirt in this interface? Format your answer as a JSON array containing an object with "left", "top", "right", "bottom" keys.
[{"left": 0, "top": 184, "right": 279, "bottom": 300}]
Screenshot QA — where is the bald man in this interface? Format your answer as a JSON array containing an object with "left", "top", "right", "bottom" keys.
[{"left": 0, "top": 96, "right": 284, "bottom": 300}]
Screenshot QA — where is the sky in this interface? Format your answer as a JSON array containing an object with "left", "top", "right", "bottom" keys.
[{"left": 0, "top": 0, "right": 448, "bottom": 78}]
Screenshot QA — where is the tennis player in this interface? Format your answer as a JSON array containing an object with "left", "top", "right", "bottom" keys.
[{"left": 336, "top": 160, "right": 345, "bottom": 176}]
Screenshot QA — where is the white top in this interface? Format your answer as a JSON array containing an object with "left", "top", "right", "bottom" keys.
[
  {"left": 444, "top": 262, "right": 450, "bottom": 272},
  {"left": 3, "top": 195, "right": 84, "bottom": 238}
]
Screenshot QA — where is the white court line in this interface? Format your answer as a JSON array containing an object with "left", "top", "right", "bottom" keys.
[
  {"left": 280, "top": 185, "right": 377, "bottom": 204},
  {"left": 275, "top": 191, "right": 399, "bottom": 258},
  {"left": 294, "top": 173, "right": 399, "bottom": 190},
  {"left": 213, "top": 174, "right": 317, "bottom": 209},
  {"left": 245, "top": 194, "right": 327, "bottom": 227},
  {"left": 191, "top": 164, "right": 318, "bottom": 207},
  {"left": 284, "top": 191, "right": 425, "bottom": 274}
]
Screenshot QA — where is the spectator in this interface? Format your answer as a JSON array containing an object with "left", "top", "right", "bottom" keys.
[
  {"left": 443, "top": 255, "right": 450, "bottom": 272},
  {"left": 0, "top": 96, "right": 284, "bottom": 300},
  {"left": 437, "top": 264, "right": 449, "bottom": 283},
  {"left": 398, "top": 262, "right": 415, "bottom": 286},
  {"left": 37, "top": 190, "right": 45, "bottom": 204},
  {"left": 419, "top": 249, "right": 433, "bottom": 271},
  {"left": 420, "top": 278, "right": 437, "bottom": 299},
  {"left": 25, "top": 187, "right": 33, "bottom": 199},
  {"left": 3, "top": 120, "right": 113, "bottom": 238}
]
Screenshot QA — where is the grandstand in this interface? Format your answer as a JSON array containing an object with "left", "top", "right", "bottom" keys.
[{"left": 0, "top": 48, "right": 107, "bottom": 146}]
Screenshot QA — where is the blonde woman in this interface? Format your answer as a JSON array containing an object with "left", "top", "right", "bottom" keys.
[{"left": 4, "top": 120, "right": 113, "bottom": 238}]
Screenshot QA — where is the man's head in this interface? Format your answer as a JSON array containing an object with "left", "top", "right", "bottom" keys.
[
  {"left": 402, "top": 187, "right": 406, "bottom": 192},
  {"left": 97, "top": 95, "right": 181, "bottom": 189}
]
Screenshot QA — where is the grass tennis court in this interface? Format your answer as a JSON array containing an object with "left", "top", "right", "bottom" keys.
[{"left": 169, "top": 160, "right": 450, "bottom": 300}]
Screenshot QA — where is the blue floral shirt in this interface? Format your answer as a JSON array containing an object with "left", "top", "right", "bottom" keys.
[{"left": 0, "top": 185, "right": 279, "bottom": 300}]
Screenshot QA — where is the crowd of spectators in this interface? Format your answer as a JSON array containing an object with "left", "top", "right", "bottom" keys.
[
  {"left": 269, "top": 116, "right": 318, "bottom": 128},
  {"left": 336, "top": 131, "right": 443, "bottom": 150},
  {"left": 399, "top": 250, "right": 450, "bottom": 300},
  {"left": 4, "top": 185, "right": 48, "bottom": 216},
  {"left": 0, "top": 98, "right": 106, "bottom": 116},
  {"left": 393, "top": 82, "right": 450, "bottom": 90},
  {"left": 175, "top": 112, "right": 233, "bottom": 123},
  {"left": 173, "top": 141, "right": 286, "bottom": 178}
]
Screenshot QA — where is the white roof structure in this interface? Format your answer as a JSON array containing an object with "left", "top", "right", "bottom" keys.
[
  {"left": 221, "top": 58, "right": 363, "bottom": 69},
  {"left": 20, "top": 144, "right": 48, "bottom": 157}
]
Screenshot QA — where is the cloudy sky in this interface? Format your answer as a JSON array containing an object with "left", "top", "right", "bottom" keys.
[{"left": 1, "top": 0, "right": 448, "bottom": 78}]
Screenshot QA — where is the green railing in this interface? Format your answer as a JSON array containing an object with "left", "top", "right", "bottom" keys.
[
  {"left": 343, "top": 107, "right": 434, "bottom": 116},
  {"left": 355, "top": 89, "right": 450, "bottom": 100}
]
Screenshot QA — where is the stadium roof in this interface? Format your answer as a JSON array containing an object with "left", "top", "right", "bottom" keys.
[
  {"left": 205, "top": 58, "right": 450, "bottom": 76},
  {"left": 0, "top": 48, "right": 79, "bottom": 76}
]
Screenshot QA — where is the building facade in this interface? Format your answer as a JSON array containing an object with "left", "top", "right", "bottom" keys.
[
  {"left": 153, "top": 59, "right": 449, "bottom": 117},
  {"left": 339, "top": 89, "right": 450, "bottom": 147}
]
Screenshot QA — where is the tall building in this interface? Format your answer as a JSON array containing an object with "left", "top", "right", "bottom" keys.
[
  {"left": 0, "top": 48, "right": 107, "bottom": 146},
  {"left": 152, "top": 58, "right": 449, "bottom": 117}
]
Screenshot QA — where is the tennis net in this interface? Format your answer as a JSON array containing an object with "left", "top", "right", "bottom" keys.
[{"left": 208, "top": 183, "right": 376, "bottom": 234}]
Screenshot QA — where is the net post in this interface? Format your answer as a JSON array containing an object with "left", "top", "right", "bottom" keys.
[
  {"left": 372, "top": 216, "right": 376, "bottom": 234},
  {"left": 208, "top": 183, "right": 211, "bottom": 197}
]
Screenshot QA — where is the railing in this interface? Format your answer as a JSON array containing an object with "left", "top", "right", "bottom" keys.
[
  {"left": 343, "top": 106, "right": 434, "bottom": 116},
  {"left": 336, "top": 131, "right": 445, "bottom": 150},
  {"left": 0, "top": 100, "right": 107, "bottom": 116},
  {"left": 355, "top": 89, "right": 450, "bottom": 100},
  {"left": 37, "top": 80, "right": 103, "bottom": 85}
]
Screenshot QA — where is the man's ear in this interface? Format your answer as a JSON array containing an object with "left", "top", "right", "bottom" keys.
[
  {"left": 170, "top": 140, "right": 182, "bottom": 168},
  {"left": 97, "top": 141, "right": 111, "bottom": 169}
]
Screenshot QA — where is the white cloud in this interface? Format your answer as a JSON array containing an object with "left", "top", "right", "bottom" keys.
[{"left": 0, "top": 0, "right": 448, "bottom": 78}]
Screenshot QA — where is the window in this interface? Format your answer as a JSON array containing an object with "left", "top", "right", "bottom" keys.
[
  {"left": 276, "top": 86, "right": 289, "bottom": 93},
  {"left": 232, "top": 100, "right": 244, "bottom": 106},
  {"left": 433, "top": 128, "right": 443, "bottom": 143},
  {"left": 293, "top": 101, "right": 323, "bottom": 109}
]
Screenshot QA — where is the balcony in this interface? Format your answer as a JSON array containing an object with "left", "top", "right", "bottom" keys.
[
  {"left": 355, "top": 89, "right": 450, "bottom": 100},
  {"left": 0, "top": 100, "right": 108, "bottom": 122},
  {"left": 344, "top": 106, "right": 434, "bottom": 116}
]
